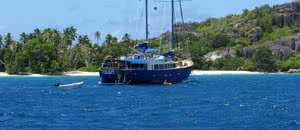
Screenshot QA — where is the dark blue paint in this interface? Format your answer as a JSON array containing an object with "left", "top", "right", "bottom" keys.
[
  {"left": 100, "top": 66, "right": 193, "bottom": 84},
  {"left": 1, "top": 74, "right": 300, "bottom": 129}
]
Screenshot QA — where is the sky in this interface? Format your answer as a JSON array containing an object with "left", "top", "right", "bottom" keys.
[{"left": 0, "top": 0, "right": 293, "bottom": 43}]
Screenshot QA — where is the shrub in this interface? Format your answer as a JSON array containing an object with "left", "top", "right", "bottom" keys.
[
  {"left": 210, "top": 55, "right": 245, "bottom": 70},
  {"left": 254, "top": 46, "right": 277, "bottom": 72},
  {"left": 261, "top": 26, "right": 292, "bottom": 42},
  {"left": 256, "top": 14, "right": 273, "bottom": 33},
  {"left": 232, "top": 45, "right": 243, "bottom": 57},
  {"left": 282, "top": 53, "right": 300, "bottom": 71},
  {"left": 76, "top": 65, "right": 100, "bottom": 72},
  {"left": 241, "top": 60, "right": 256, "bottom": 71},
  {"left": 211, "top": 33, "right": 230, "bottom": 49}
]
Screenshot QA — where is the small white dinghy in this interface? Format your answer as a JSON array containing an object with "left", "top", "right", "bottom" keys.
[{"left": 56, "top": 81, "right": 84, "bottom": 87}]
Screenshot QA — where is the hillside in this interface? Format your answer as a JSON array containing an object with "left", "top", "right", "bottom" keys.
[
  {"left": 1, "top": 2, "right": 300, "bottom": 74},
  {"left": 163, "top": 1, "right": 300, "bottom": 72}
]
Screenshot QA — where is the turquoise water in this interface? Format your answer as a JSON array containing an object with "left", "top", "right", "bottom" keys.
[{"left": 0, "top": 74, "right": 300, "bottom": 129}]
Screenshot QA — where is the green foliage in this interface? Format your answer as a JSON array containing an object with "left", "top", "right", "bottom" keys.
[
  {"left": 49, "top": 60, "right": 60, "bottom": 72},
  {"left": 242, "top": 5, "right": 272, "bottom": 19},
  {"left": 254, "top": 46, "right": 277, "bottom": 72},
  {"left": 241, "top": 60, "right": 256, "bottom": 71},
  {"left": 75, "top": 65, "right": 100, "bottom": 72},
  {"left": 1, "top": 2, "right": 297, "bottom": 74},
  {"left": 261, "top": 26, "right": 292, "bottom": 42},
  {"left": 282, "top": 53, "right": 300, "bottom": 70},
  {"left": 4, "top": 33, "right": 13, "bottom": 48},
  {"left": 211, "top": 33, "right": 230, "bottom": 49},
  {"left": 0, "top": 48, "right": 5, "bottom": 72},
  {"left": 22, "top": 38, "right": 55, "bottom": 73},
  {"left": 4, "top": 48, "right": 17, "bottom": 74},
  {"left": 232, "top": 44, "right": 243, "bottom": 57},
  {"left": 189, "top": 41, "right": 211, "bottom": 69},
  {"left": 95, "top": 31, "right": 101, "bottom": 44},
  {"left": 210, "top": 55, "right": 245, "bottom": 70},
  {"left": 252, "top": 5, "right": 272, "bottom": 19},
  {"left": 241, "top": 9, "right": 249, "bottom": 18},
  {"left": 256, "top": 14, "right": 273, "bottom": 33}
]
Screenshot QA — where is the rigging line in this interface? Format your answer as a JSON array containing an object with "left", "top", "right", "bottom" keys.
[
  {"left": 134, "top": 0, "right": 140, "bottom": 45},
  {"left": 136, "top": 0, "right": 144, "bottom": 45},
  {"left": 159, "top": 1, "right": 167, "bottom": 52},
  {"left": 173, "top": 1, "right": 180, "bottom": 51},
  {"left": 178, "top": 0, "right": 191, "bottom": 58},
  {"left": 171, "top": 0, "right": 175, "bottom": 50},
  {"left": 146, "top": 0, "right": 149, "bottom": 41},
  {"left": 178, "top": 0, "right": 184, "bottom": 49},
  {"left": 159, "top": 1, "right": 166, "bottom": 52}
]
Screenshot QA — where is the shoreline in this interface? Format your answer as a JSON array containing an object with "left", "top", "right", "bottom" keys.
[
  {"left": 191, "top": 70, "right": 264, "bottom": 75},
  {"left": 0, "top": 71, "right": 99, "bottom": 77},
  {"left": 0, "top": 70, "right": 296, "bottom": 77}
]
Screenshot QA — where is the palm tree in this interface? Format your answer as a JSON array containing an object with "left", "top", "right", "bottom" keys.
[
  {"left": 95, "top": 31, "right": 101, "bottom": 44},
  {"left": 62, "top": 26, "right": 77, "bottom": 48},
  {"left": 33, "top": 29, "right": 41, "bottom": 37},
  {"left": 78, "top": 35, "right": 91, "bottom": 46},
  {"left": 0, "top": 35, "right": 3, "bottom": 48},
  {"left": 20, "top": 32, "right": 27, "bottom": 44},
  {"left": 4, "top": 33, "right": 13, "bottom": 48},
  {"left": 121, "top": 33, "right": 130, "bottom": 42}
]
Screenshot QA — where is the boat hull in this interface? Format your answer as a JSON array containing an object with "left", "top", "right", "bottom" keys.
[{"left": 99, "top": 66, "right": 192, "bottom": 85}]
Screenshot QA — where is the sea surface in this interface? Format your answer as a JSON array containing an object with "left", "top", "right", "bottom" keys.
[{"left": 0, "top": 74, "right": 300, "bottom": 129}]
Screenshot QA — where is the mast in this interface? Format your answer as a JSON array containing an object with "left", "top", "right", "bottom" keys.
[
  {"left": 171, "top": 0, "right": 175, "bottom": 50},
  {"left": 145, "top": 0, "right": 149, "bottom": 41}
]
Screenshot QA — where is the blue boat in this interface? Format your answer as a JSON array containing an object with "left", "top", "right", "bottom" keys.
[{"left": 99, "top": 0, "right": 193, "bottom": 85}]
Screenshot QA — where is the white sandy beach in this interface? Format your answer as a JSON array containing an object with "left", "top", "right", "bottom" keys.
[
  {"left": 0, "top": 71, "right": 99, "bottom": 77},
  {"left": 191, "top": 70, "right": 263, "bottom": 75},
  {"left": 63, "top": 71, "right": 99, "bottom": 76},
  {"left": 0, "top": 71, "right": 265, "bottom": 77}
]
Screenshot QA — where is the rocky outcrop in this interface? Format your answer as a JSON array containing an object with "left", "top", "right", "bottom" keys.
[
  {"left": 264, "top": 44, "right": 294, "bottom": 61},
  {"left": 241, "top": 36, "right": 300, "bottom": 60},
  {"left": 264, "top": 36, "right": 300, "bottom": 51},
  {"left": 233, "top": 40, "right": 242, "bottom": 46},
  {"left": 229, "top": 18, "right": 255, "bottom": 32},
  {"left": 288, "top": 69, "right": 300, "bottom": 73},
  {"left": 152, "top": 23, "right": 202, "bottom": 40},
  {"left": 227, "top": 18, "right": 256, "bottom": 39},
  {"left": 174, "top": 23, "right": 201, "bottom": 36},
  {"left": 273, "top": 2, "right": 300, "bottom": 28},
  {"left": 226, "top": 33, "right": 241, "bottom": 39},
  {"left": 246, "top": 27, "right": 264, "bottom": 42},
  {"left": 204, "top": 48, "right": 236, "bottom": 61},
  {"left": 263, "top": 36, "right": 300, "bottom": 61},
  {"left": 240, "top": 46, "right": 257, "bottom": 59}
]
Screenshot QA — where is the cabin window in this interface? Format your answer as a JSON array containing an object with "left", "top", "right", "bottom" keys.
[
  {"left": 154, "top": 65, "right": 159, "bottom": 70},
  {"left": 158, "top": 65, "right": 162, "bottom": 69},
  {"left": 164, "top": 64, "right": 168, "bottom": 69}
]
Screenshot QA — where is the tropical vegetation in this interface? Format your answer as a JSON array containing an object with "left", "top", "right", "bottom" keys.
[{"left": 1, "top": 2, "right": 300, "bottom": 74}]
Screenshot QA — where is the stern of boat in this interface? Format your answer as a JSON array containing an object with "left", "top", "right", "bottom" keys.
[{"left": 100, "top": 70, "right": 126, "bottom": 84}]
